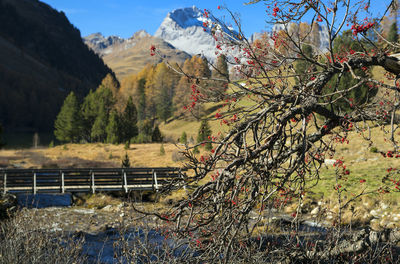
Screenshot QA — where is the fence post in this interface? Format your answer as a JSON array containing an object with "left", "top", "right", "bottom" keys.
[
  {"left": 60, "top": 171, "right": 65, "bottom": 194},
  {"left": 153, "top": 170, "right": 159, "bottom": 191},
  {"left": 3, "top": 172, "right": 6, "bottom": 195},
  {"left": 91, "top": 171, "right": 95, "bottom": 194},
  {"left": 33, "top": 172, "right": 37, "bottom": 194},
  {"left": 123, "top": 170, "right": 128, "bottom": 193}
]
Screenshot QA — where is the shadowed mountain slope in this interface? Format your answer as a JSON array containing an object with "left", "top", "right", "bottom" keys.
[{"left": 0, "top": 0, "right": 113, "bottom": 132}]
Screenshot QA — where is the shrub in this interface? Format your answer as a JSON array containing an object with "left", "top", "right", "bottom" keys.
[
  {"left": 124, "top": 141, "right": 130, "bottom": 150},
  {"left": 160, "top": 143, "right": 165, "bottom": 156},
  {"left": 121, "top": 153, "right": 130, "bottom": 168},
  {"left": 180, "top": 131, "right": 187, "bottom": 144},
  {"left": 0, "top": 211, "right": 86, "bottom": 263},
  {"left": 370, "top": 146, "right": 378, "bottom": 153}
]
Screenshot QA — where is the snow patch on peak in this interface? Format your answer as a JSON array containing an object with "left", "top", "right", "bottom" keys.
[
  {"left": 154, "top": 6, "right": 234, "bottom": 62},
  {"left": 167, "top": 6, "right": 204, "bottom": 29}
]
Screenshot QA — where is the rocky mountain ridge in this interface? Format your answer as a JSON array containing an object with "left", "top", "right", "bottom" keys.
[{"left": 84, "top": 30, "right": 190, "bottom": 80}]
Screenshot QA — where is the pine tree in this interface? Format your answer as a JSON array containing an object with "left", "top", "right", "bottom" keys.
[
  {"left": 91, "top": 104, "right": 108, "bottom": 142},
  {"left": 121, "top": 96, "right": 138, "bottom": 143},
  {"left": 106, "top": 110, "right": 120, "bottom": 144},
  {"left": 322, "top": 30, "right": 377, "bottom": 112},
  {"left": 95, "top": 85, "right": 115, "bottom": 114},
  {"left": 54, "top": 92, "right": 82, "bottom": 143},
  {"left": 180, "top": 131, "right": 187, "bottom": 144},
  {"left": 152, "top": 125, "right": 163, "bottom": 142},
  {"left": 81, "top": 83, "right": 116, "bottom": 142},
  {"left": 197, "top": 119, "right": 212, "bottom": 150},
  {"left": 80, "top": 90, "right": 96, "bottom": 142}
]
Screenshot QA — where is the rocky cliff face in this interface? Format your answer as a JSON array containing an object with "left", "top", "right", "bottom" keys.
[
  {"left": 84, "top": 30, "right": 151, "bottom": 57},
  {"left": 272, "top": 22, "right": 330, "bottom": 53},
  {"left": 84, "top": 33, "right": 125, "bottom": 55}
]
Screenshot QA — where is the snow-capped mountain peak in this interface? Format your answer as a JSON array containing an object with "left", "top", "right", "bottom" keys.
[
  {"left": 155, "top": 6, "right": 230, "bottom": 62},
  {"left": 167, "top": 6, "right": 206, "bottom": 28}
]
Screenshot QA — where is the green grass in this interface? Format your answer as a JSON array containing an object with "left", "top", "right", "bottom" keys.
[{"left": 159, "top": 65, "right": 400, "bottom": 209}]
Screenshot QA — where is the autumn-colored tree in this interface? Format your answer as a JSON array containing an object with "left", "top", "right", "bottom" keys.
[
  {"left": 137, "top": 78, "right": 147, "bottom": 121},
  {"left": 100, "top": 73, "right": 120, "bottom": 97},
  {"left": 174, "top": 58, "right": 196, "bottom": 116},
  {"left": 212, "top": 54, "right": 229, "bottom": 79},
  {"left": 154, "top": 62, "right": 177, "bottom": 122}
]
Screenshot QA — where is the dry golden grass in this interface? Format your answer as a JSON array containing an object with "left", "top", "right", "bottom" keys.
[{"left": 0, "top": 143, "right": 189, "bottom": 169}]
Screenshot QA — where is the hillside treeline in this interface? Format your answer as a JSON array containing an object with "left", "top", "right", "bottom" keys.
[
  {"left": 54, "top": 74, "right": 162, "bottom": 144},
  {"left": 119, "top": 55, "right": 228, "bottom": 122},
  {"left": 54, "top": 55, "right": 229, "bottom": 144}
]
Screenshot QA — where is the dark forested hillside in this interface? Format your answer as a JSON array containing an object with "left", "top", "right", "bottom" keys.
[{"left": 0, "top": 0, "right": 113, "bottom": 132}]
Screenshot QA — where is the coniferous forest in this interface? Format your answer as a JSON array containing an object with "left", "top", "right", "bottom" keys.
[{"left": 53, "top": 56, "right": 228, "bottom": 144}]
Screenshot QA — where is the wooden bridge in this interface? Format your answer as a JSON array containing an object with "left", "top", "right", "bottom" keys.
[{"left": 0, "top": 167, "right": 186, "bottom": 194}]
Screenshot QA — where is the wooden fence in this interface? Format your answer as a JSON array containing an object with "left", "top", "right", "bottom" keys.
[{"left": 0, "top": 167, "right": 186, "bottom": 194}]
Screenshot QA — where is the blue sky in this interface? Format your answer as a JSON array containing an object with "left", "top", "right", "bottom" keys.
[
  {"left": 41, "top": 0, "right": 393, "bottom": 38},
  {"left": 40, "top": 0, "right": 269, "bottom": 38}
]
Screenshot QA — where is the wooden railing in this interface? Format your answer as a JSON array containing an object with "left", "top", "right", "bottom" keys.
[{"left": 0, "top": 167, "right": 186, "bottom": 194}]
